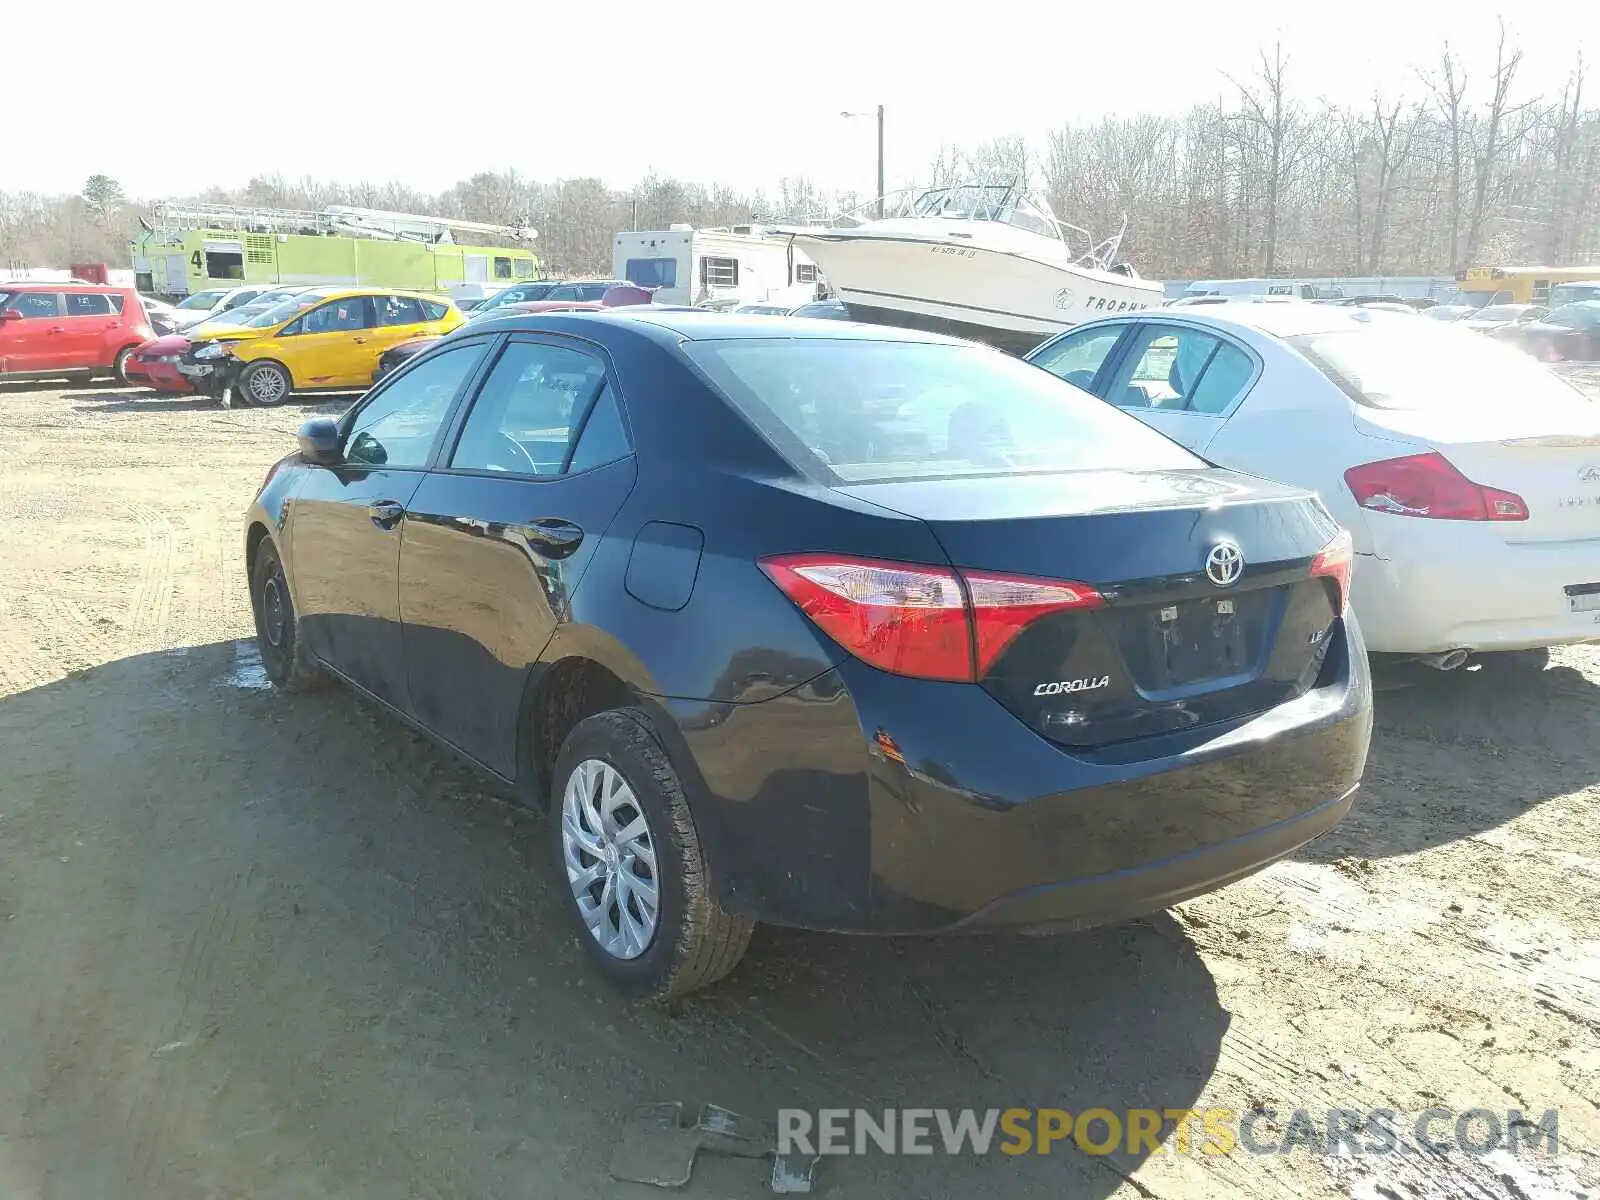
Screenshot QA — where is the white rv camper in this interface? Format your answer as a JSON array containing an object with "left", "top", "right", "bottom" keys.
[{"left": 613, "top": 225, "right": 820, "bottom": 308}]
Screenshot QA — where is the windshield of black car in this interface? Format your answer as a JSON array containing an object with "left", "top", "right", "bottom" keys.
[
  {"left": 1544, "top": 303, "right": 1600, "bottom": 329},
  {"left": 683, "top": 338, "right": 1205, "bottom": 484},
  {"left": 1289, "top": 324, "right": 1589, "bottom": 414}
]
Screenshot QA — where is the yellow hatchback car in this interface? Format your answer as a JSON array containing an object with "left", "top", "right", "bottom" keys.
[{"left": 179, "top": 288, "right": 463, "bottom": 405}]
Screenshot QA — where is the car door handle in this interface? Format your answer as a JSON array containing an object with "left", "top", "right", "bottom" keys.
[
  {"left": 352, "top": 336, "right": 368, "bottom": 344},
  {"left": 518, "top": 518, "right": 584, "bottom": 557},
  {"left": 46, "top": 326, "right": 65, "bottom": 334},
  {"left": 368, "top": 500, "right": 406, "bottom": 529}
]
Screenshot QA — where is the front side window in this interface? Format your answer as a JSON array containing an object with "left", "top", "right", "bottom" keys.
[
  {"left": 300, "top": 296, "right": 373, "bottom": 334},
  {"left": 685, "top": 338, "right": 1203, "bottom": 485},
  {"left": 625, "top": 258, "right": 678, "bottom": 289},
  {"left": 1030, "top": 327, "right": 1125, "bottom": 393},
  {"left": 450, "top": 341, "right": 608, "bottom": 475},
  {"left": 344, "top": 342, "right": 487, "bottom": 469},
  {"left": 64, "top": 292, "right": 113, "bottom": 317},
  {"left": 375, "top": 295, "right": 425, "bottom": 326},
  {"left": 2, "top": 292, "right": 61, "bottom": 319}
]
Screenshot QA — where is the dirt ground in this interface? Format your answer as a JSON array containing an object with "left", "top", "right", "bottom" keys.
[{"left": 0, "top": 376, "right": 1597, "bottom": 1200}]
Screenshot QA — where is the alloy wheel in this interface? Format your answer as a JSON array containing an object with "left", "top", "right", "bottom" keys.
[
  {"left": 248, "top": 365, "right": 289, "bottom": 405},
  {"left": 560, "top": 758, "right": 660, "bottom": 960}
]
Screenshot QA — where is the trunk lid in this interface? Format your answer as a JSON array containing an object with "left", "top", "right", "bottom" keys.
[
  {"left": 1355, "top": 405, "right": 1600, "bottom": 544},
  {"left": 839, "top": 468, "right": 1345, "bottom": 749}
]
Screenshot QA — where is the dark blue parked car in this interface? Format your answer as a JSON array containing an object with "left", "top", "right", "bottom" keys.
[{"left": 245, "top": 309, "right": 1372, "bottom": 999}]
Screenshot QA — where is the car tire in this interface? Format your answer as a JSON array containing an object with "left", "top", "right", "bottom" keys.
[
  {"left": 250, "top": 538, "right": 326, "bottom": 692},
  {"left": 1474, "top": 647, "right": 1551, "bottom": 676},
  {"left": 240, "top": 360, "right": 292, "bottom": 407},
  {"left": 112, "top": 347, "right": 136, "bottom": 385},
  {"left": 551, "top": 708, "right": 753, "bottom": 1000}
]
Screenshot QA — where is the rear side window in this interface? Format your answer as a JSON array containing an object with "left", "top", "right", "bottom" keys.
[
  {"left": 684, "top": 338, "right": 1204, "bottom": 484},
  {"left": 376, "top": 295, "right": 425, "bottom": 326},
  {"left": 3, "top": 292, "right": 61, "bottom": 319},
  {"left": 109, "top": 294, "right": 126, "bottom": 313},
  {"left": 64, "top": 293, "right": 113, "bottom": 317},
  {"left": 420, "top": 300, "right": 450, "bottom": 321}
]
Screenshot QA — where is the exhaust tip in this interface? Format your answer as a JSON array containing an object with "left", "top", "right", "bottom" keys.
[{"left": 1418, "top": 649, "right": 1470, "bottom": 671}]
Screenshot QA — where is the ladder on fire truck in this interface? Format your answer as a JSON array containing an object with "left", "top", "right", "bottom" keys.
[{"left": 146, "top": 201, "right": 537, "bottom": 245}]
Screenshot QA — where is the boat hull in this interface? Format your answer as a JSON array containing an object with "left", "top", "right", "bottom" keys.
[{"left": 788, "top": 228, "right": 1162, "bottom": 354}]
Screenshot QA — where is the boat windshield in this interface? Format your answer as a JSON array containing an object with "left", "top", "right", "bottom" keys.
[{"left": 907, "top": 184, "right": 1058, "bottom": 238}]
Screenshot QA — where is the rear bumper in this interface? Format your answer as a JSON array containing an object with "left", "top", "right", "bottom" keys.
[
  {"left": 1353, "top": 524, "right": 1600, "bottom": 653},
  {"left": 658, "top": 615, "right": 1372, "bottom": 934}
]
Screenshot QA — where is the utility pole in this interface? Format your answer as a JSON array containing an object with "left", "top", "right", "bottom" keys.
[
  {"left": 876, "top": 104, "right": 885, "bottom": 219},
  {"left": 842, "top": 106, "right": 886, "bottom": 217}
]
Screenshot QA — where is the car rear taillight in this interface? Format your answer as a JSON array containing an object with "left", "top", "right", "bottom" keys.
[
  {"left": 1309, "top": 529, "right": 1354, "bottom": 614},
  {"left": 759, "top": 553, "right": 1102, "bottom": 682},
  {"left": 1343, "top": 452, "right": 1528, "bottom": 521}
]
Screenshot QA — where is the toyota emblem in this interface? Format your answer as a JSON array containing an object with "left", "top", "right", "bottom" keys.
[{"left": 1205, "top": 542, "right": 1244, "bottom": 587}]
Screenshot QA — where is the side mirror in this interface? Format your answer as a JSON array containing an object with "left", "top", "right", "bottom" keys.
[
  {"left": 0, "top": 308, "right": 21, "bottom": 322},
  {"left": 296, "top": 417, "right": 342, "bottom": 465}
]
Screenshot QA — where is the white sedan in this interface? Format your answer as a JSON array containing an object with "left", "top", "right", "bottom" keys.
[{"left": 1026, "top": 306, "right": 1600, "bottom": 668}]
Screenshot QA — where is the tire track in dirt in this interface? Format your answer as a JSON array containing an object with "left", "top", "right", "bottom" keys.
[
  {"left": 126, "top": 508, "right": 178, "bottom": 653},
  {"left": 127, "top": 861, "right": 252, "bottom": 1195}
]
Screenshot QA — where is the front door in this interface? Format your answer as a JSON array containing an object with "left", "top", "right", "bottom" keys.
[
  {"left": 278, "top": 294, "right": 376, "bottom": 389},
  {"left": 288, "top": 338, "right": 491, "bottom": 709},
  {"left": 0, "top": 292, "right": 64, "bottom": 372},
  {"left": 400, "top": 337, "right": 638, "bottom": 775},
  {"left": 1102, "top": 323, "right": 1259, "bottom": 453}
]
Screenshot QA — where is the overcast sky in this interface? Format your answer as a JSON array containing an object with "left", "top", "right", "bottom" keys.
[{"left": 9, "top": 0, "right": 1595, "bottom": 202}]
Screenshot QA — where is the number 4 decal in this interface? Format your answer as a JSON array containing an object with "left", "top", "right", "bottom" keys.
[{"left": 190, "top": 251, "right": 203, "bottom": 272}]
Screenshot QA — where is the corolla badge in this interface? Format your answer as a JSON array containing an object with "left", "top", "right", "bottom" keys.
[
  {"left": 1034, "top": 675, "right": 1111, "bottom": 697},
  {"left": 1205, "top": 542, "right": 1245, "bottom": 587}
]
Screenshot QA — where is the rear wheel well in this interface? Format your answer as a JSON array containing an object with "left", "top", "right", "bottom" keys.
[{"left": 520, "top": 657, "right": 636, "bottom": 811}]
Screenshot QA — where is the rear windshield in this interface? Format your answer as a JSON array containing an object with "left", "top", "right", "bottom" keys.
[
  {"left": 1543, "top": 303, "right": 1600, "bottom": 329},
  {"left": 1289, "top": 324, "right": 1589, "bottom": 415},
  {"left": 683, "top": 338, "right": 1205, "bottom": 484}
]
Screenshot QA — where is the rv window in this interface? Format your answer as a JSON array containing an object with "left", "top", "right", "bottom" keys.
[
  {"left": 701, "top": 256, "right": 739, "bottom": 289},
  {"left": 494, "top": 257, "right": 513, "bottom": 280},
  {"left": 625, "top": 258, "right": 678, "bottom": 289},
  {"left": 795, "top": 263, "right": 819, "bottom": 284},
  {"left": 514, "top": 259, "right": 535, "bottom": 279}
]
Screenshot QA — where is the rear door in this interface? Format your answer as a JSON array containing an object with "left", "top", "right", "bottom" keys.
[
  {"left": 0, "top": 291, "right": 64, "bottom": 372},
  {"left": 366, "top": 294, "right": 431, "bottom": 369},
  {"left": 399, "top": 336, "right": 639, "bottom": 775},
  {"left": 60, "top": 291, "right": 120, "bottom": 368},
  {"left": 289, "top": 338, "right": 492, "bottom": 709}
]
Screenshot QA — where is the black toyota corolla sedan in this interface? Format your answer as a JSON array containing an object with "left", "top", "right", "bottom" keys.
[{"left": 244, "top": 310, "right": 1373, "bottom": 999}]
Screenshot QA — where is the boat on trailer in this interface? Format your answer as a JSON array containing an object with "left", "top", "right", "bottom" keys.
[{"left": 773, "top": 180, "right": 1161, "bottom": 354}]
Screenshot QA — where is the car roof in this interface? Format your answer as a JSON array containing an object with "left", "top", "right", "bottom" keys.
[
  {"left": 468, "top": 307, "right": 973, "bottom": 347},
  {"left": 2, "top": 280, "right": 126, "bottom": 290},
  {"left": 1092, "top": 303, "right": 1421, "bottom": 341}
]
